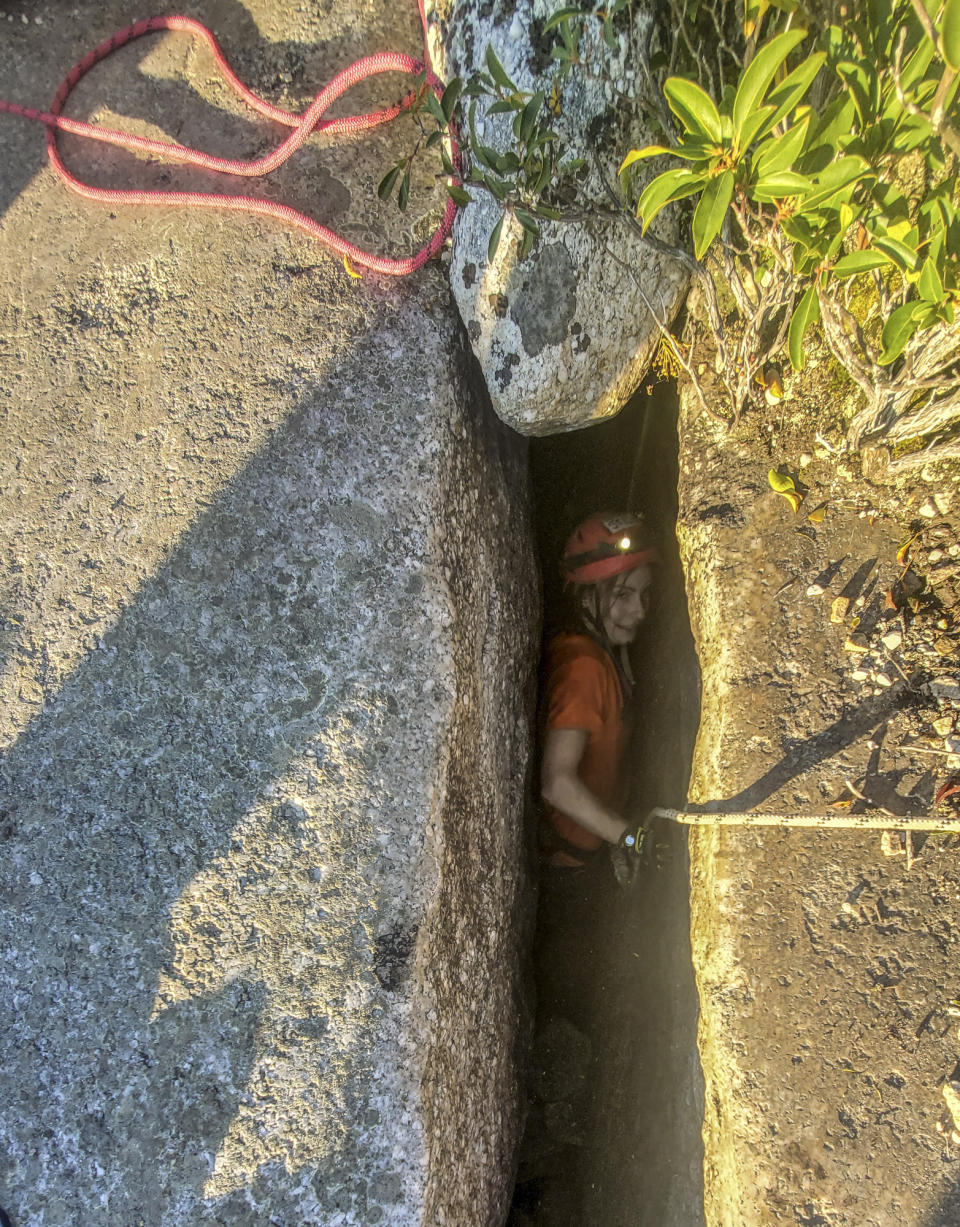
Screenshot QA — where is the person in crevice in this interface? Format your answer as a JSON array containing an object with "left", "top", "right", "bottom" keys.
[{"left": 539, "top": 511, "right": 658, "bottom": 874}]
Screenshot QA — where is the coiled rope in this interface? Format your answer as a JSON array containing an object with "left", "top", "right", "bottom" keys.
[{"left": 0, "top": 4, "right": 462, "bottom": 275}]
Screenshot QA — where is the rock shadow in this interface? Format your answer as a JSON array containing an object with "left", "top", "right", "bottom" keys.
[
  {"left": 0, "top": 0, "right": 420, "bottom": 229},
  {"left": 0, "top": 323, "right": 447, "bottom": 1224}
]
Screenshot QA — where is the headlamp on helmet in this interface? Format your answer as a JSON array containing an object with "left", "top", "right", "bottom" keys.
[{"left": 562, "top": 512, "right": 660, "bottom": 586}]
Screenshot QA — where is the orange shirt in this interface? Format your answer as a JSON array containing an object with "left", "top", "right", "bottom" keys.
[{"left": 542, "top": 632, "right": 626, "bottom": 851}]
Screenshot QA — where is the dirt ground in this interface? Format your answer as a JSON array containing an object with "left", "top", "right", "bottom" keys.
[{"left": 679, "top": 365, "right": 960, "bottom": 1226}]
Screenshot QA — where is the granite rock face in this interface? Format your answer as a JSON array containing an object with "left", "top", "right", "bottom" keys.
[
  {"left": 0, "top": 4, "right": 538, "bottom": 1225},
  {"left": 428, "top": 0, "right": 690, "bottom": 435}
]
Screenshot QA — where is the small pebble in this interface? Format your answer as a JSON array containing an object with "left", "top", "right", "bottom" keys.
[
  {"left": 937, "top": 618, "right": 950, "bottom": 630},
  {"left": 807, "top": 583, "right": 825, "bottom": 597},
  {"left": 934, "top": 636, "right": 955, "bottom": 655},
  {"left": 799, "top": 452, "right": 813, "bottom": 468},
  {"left": 875, "top": 672, "right": 892, "bottom": 687},
  {"left": 947, "top": 736, "right": 960, "bottom": 754},
  {"left": 850, "top": 670, "right": 868, "bottom": 682},
  {"left": 919, "top": 496, "right": 939, "bottom": 519},
  {"left": 933, "top": 716, "right": 955, "bottom": 736},
  {"left": 881, "top": 630, "right": 902, "bottom": 650},
  {"left": 930, "top": 548, "right": 945, "bottom": 563}
]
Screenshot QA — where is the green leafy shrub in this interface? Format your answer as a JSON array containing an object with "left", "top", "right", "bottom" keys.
[{"left": 620, "top": 0, "right": 960, "bottom": 462}]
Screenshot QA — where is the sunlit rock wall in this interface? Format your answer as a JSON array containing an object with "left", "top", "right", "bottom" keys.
[{"left": 0, "top": 4, "right": 538, "bottom": 1224}]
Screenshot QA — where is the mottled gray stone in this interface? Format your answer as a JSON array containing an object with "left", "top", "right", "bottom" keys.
[{"left": 428, "top": 0, "right": 691, "bottom": 434}]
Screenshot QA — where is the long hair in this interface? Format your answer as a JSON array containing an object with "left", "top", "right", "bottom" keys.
[{"left": 559, "top": 571, "right": 646, "bottom": 698}]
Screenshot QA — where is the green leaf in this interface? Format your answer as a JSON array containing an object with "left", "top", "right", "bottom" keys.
[
  {"left": 752, "top": 116, "right": 809, "bottom": 178},
  {"left": 485, "top": 44, "right": 516, "bottom": 91},
  {"left": 377, "top": 164, "right": 401, "bottom": 201},
  {"left": 732, "top": 29, "right": 808, "bottom": 147},
  {"left": 835, "top": 61, "right": 873, "bottom": 125},
  {"left": 918, "top": 256, "right": 946, "bottom": 303},
  {"left": 486, "top": 97, "right": 523, "bottom": 117},
  {"left": 802, "top": 156, "right": 870, "bottom": 210},
  {"left": 424, "top": 90, "right": 446, "bottom": 124},
  {"left": 752, "top": 170, "right": 813, "bottom": 200},
  {"left": 520, "top": 92, "right": 545, "bottom": 145},
  {"left": 736, "top": 105, "right": 777, "bottom": 155},
  {"left": 514, "top": 207, "right": 541, "bottom": 236},
  {"left": 944, "top": 0, "right": 960, "bottom": 71},
  {"left": 603, "top": 16, "right": 618, "bottom": 48},
  {"left": 872, "top": 234, "right": 921, "bottom": 272},
  {"left": 488, "top": 213, "right": 505, "bottom": 262},
  {"left": 879, "top": 301, "right": 923, "bottom": 365},
  {"left": 891, "top": 112, "right": 934, "bottom": 153},
  {"left": 398, "top": 169, "right": 411, "bottom": 212},
  {"left": 761, "top": 51, "right": 826, "bottom": 134},
  {"left": 441, "top": 78, "right": 463, "bottom": 123},
  {"left": 664, "top": 77, "right": 724, "bottom": 141},
  {"left": 619, "top": 146, "right": 674, "bottom": 173},
  {"left": 782, "top": 214, "right": 814, "bottom": 249},
  {"left": 446, "top": 184, "right": 472, "bottom": 207},
  {"left": 542, "top": 6, "right": 582, "bottom": 34},
  {"left": 481, "top": 175, "right": 510, "bottom": 202},
  {"left": 692, "top": 170, "right": 734, "bottom": 260},
  {"left": 788, "top": 284, "right": 820, "bottom": 370},
  {"left": 807, "top": 93, "right": 856, "bottom": 154},
  {"left": 831, "top": 250, "right": 889, "bottom": 277},
  {"left": 636, "top": 167, "right": 709, "bottom": 229},
  {"left": 898, "top": 30, "right": 936, "bottom": 90}
]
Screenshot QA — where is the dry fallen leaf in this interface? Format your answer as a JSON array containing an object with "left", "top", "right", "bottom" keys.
[
  {"left": 828, "top": 793, "right": 855, "bottom": 810},
  {"left": 897, "top": 533, "right": 920, "bottom": 567},
  {"left": 884, "top": 588, "right": 898, "bottom": 611},
  {"left": 808, "top": 506, "right": 827, "bottom": 523},
  {"left": 783, "top": 491, "right": 803, "bottom": 513},
  {"left": 768, "top": 468, "right": 797, "bottom": 493},
  {"left": 831, "top": 596, "right": 850, "bottom": 623}
]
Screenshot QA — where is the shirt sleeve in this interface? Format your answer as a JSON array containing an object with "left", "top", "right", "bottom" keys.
[{"left": 545, "top": 654, "right": 607, "bottom": 738}]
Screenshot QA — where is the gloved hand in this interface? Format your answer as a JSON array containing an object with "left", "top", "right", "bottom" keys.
[{"left": 610, "top": 822, "right": 648, "bottom": 887}]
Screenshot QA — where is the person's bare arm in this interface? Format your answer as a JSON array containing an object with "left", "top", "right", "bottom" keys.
[{"left": 540, "top": 727, "right": 629, "bottom": 845}]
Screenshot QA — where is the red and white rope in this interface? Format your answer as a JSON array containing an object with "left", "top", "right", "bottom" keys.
[{"left": 0, "top": 7, "right": 462, "bottom": 275}]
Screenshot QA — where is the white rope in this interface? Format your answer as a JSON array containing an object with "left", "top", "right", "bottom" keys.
[{"left": 649, "top": 806, "right": 960, "bottom": 832}]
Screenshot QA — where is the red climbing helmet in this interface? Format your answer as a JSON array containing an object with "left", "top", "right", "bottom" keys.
[{"left": 562, "top": 511, "right": 660, "bottom": 585}]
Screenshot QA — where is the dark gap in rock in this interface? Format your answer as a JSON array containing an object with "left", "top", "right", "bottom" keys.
[{"left": 508, "top": 382, "right": 706, "bottom": 1226}]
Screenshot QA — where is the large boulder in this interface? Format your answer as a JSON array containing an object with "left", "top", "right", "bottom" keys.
[
  {"left": 0, "top": 6, "right": 538, "bottom": 1225},
  {"left": 427, "top": 0, "right": 690, "bottom": 434}
]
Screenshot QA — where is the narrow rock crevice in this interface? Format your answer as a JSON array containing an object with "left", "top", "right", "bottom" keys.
[{"left": 508, "top": 384, "right": 705, "bottom": 1226}]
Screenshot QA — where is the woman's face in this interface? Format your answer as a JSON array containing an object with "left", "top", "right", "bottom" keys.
[{"left": 599, "top": 565, "right": 654, "bottom": 645}]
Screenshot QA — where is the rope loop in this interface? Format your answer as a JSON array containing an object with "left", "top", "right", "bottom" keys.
[{"left": 0, "top": 10, "right": 463, "bottom": 275}]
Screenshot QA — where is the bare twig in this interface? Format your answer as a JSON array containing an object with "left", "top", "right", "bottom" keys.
[{"left": 604, "top": 243, "right": 731, "bottom": 426}]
